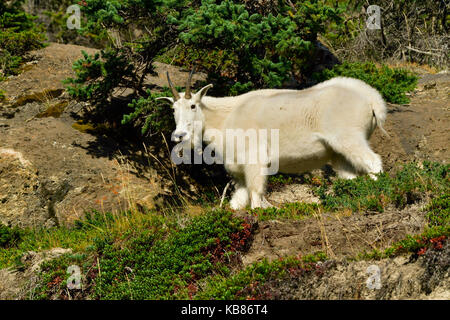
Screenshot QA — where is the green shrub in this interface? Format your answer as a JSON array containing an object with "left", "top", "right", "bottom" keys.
[
  {"left": 33, "top": 252, "right": 93, "bottom": 300},
  {"left": 425, "top": 194, "right": 449, "bottom": 228},
  {"left": 0, "top": 0, "right": 45, "bottom": 78},
  {"left": 0, "top": 224, "right": 22, "bottom": 248},
  {"left": 66, "top": 0, "right": 343, "bottom": 135},
  {"left": 313, "top": 61, "right": 418, "bottom": 104},
  {"left": 0, "top": 50, "right": 22, "bottom": 79},
  {"left": 122, "top": 88, "right": 175, "bottom": 136},
  {"left": 65, "top": 49, "right": 135, "bottom": 104},
  {"left": 174, "top": 0, "right": 342, "bottom": 95}
]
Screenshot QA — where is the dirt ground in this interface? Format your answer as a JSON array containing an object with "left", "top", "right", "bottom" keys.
[
  {"left": 242, "top": 205, "right": 426, "bottom": 265},
  {"left": 371, "top": 72, "right": 449, "bottom": 171}
]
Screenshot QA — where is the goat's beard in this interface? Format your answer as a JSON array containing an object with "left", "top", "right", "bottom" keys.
[
  {"left": 191, "top": 120, "right": 204, "bottom": 155},
  {"left": 192, "top": 131, "right": 203, "bottom": 155},
  {"left": 175, "top": 131, "right": 203, "bottom": 156}
]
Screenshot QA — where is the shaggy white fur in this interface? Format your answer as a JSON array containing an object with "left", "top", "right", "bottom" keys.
[{"left": 162, "top": 77, "right": 387, "bottom": 210}]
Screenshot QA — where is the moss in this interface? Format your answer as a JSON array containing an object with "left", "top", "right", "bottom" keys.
[
  {"left": 37, "top": 101, "right": 68, "bottom": 118},
  {"left": 71, "top": 120, "right": 110, "bottom": 134},
  {"left": 0, "top": 90, "right": 6, "bottom": 102},
  {"left": 72, "top": 121, "right": 95, "bottom": 133},
  {"left": 12, "top": 89, "right": 64, "bottom": 107},
  {"left": 19, "top": 64, "right": 35, "bottom": 73},
  {"left": 250, "top": 202, "right": 320, "bottom": 221}
]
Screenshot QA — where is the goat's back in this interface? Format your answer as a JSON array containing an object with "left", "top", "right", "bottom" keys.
[{"left": 224, "top": 77, "right": 385, "bottom": 137}]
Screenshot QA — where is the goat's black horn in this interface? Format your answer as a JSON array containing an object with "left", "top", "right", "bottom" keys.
[
  {"left": 167, "top": 72, "right": 180, "bottom": 101},
  {"left": 184, "top": 66, "right": 196, "bottom": 99}
]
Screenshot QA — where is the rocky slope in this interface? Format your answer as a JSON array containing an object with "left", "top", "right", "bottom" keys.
[{"left": 0, "top": 43, "right": 206, "bottom": 228}]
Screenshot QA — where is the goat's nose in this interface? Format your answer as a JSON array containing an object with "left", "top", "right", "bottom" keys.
[{"left": 173, "top": 131, "right": 187, "bottom": 141}]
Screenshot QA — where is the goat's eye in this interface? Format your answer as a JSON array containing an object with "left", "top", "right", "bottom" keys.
[{"left": 190, "top": 104, "right": 196, "bottom": 110}]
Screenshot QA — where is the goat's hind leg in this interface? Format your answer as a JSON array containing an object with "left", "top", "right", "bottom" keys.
[
  {"left": 323, "top": 132, "right": 383, "bottom": 179},
  {"left": 332, "top": 153, "right": 358, "bottom": 179}
]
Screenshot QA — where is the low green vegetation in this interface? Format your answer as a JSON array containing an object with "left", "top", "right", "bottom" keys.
[
  {"left": 92, "top": 209, "right": 251, "bottom": 299},
  {"left": 267, "top": 173, "right": 306, "bottom": 188},
  {"left": 425, "top": 194, "right": 449, "bottom": 228},
  {"left": 2, "top": 209, "right": 255, "bottom": 300},
  {"left": 197, "top": 252, "right": 327, "bottom": 300},
  {"left": 33, "top": 252, "right": 94, "bottom": 300},
  {"left": 0, "top": 209, "right": 164, "bottom": 269},
  {"left": 0, "top": 222, "right": 101, "bottom": 270},
  {"left": 250, "top": 162, "right": 448, "bottom": 221},
  {"left": 316, "top": 161, "right": 448, "bottom": 212},
  {"left": 313, "top": 61, "right": 418, "bottom": 104},
  {"left": 0, "top": 162, "right": 447, "bottom": 299}
]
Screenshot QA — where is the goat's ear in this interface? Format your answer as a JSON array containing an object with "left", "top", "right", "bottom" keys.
[
  {"left": 195, "top": 84, "right": 213, "bottom": 101},
  {"left": 155, "top": 97, "right": 174, "bottom": 105}
]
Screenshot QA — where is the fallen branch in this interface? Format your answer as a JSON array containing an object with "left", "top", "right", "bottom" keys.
[
  {"left": 219, "top": 181, "right": 233, "bottom": 208},
  {"left": 405, "top": 46, "right": 443, "bottom": 57}
]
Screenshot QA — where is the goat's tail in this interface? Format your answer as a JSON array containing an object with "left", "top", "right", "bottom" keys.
[{"left": 371, "top": 96, "right": 389, "bottom": 137}]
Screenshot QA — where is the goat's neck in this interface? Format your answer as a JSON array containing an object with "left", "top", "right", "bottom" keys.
[{"left": 200, "top": 96, "right": 234, "bottom": 143}]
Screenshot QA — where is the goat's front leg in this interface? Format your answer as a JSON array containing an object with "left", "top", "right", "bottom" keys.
[
  {"left": 229, "top": 183, "right": 249, "bottom": 210},
  {"left": 226, "top": 167, "right": 250, "bottom": 210},
  {"left": 245, "top": 164, "right": 269, "bottom": 209}
]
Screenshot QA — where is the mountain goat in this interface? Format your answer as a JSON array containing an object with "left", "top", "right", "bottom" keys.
[{"left": 158, "top": 70, "right": 387, "bottom": 209}]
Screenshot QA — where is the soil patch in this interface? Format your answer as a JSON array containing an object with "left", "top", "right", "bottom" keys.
[{"left": 242, "top": 205, "right": 425, "bottom": 265}]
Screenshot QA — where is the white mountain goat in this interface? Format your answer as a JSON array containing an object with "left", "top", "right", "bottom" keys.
[{"left": 157, "top": 70, "right": 387, "bottom": 209}]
